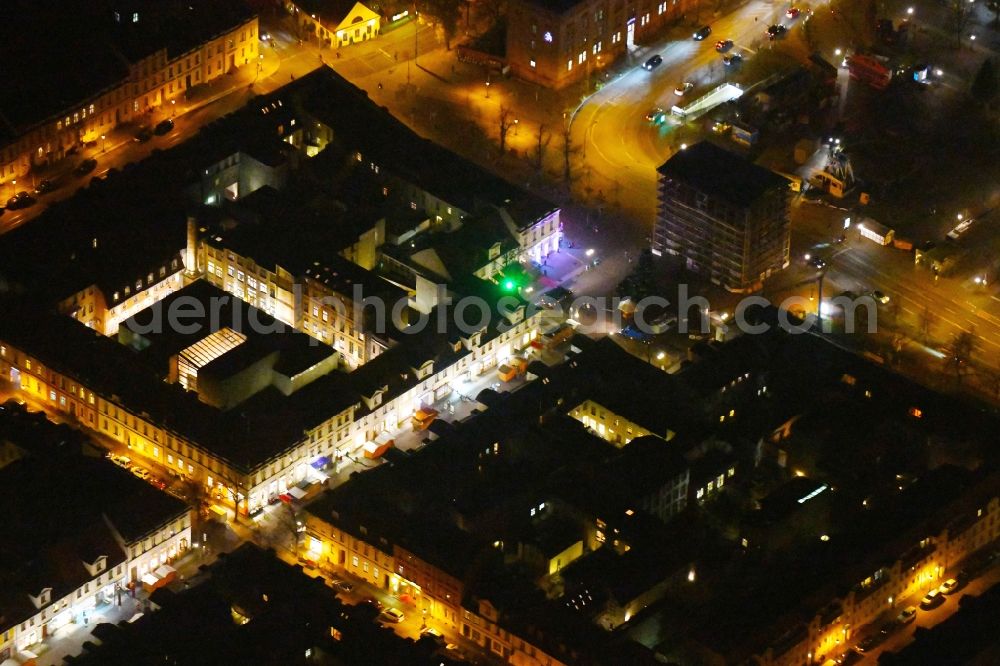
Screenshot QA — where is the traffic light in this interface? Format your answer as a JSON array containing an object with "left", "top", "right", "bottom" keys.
[{"left": 502, "top": 278, "right": 517, "bottom": 292}]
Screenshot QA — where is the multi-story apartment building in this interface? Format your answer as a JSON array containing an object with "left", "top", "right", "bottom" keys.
[
  {"left": 0, "top": 69, "right": 555, "bottom": 519},
  {"left": 0, "top": 453, "right": 191, "bottom": 662},
  {"left": 0, "top": 0, "right": 258, "bottom": 188},
  {"left": 653, "top": 141, "right": 791, "bottom": 292},
  {"left": 691, "top": 467, "right": 1000, "bottom": 665},
  {"left": 506, "top": 0, "right": 694, "bottom": 89},
  {"left": 56, "top": 252, "right": 187, "bottom": 336}
]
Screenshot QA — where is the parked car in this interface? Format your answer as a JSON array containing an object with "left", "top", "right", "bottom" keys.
[
  {"left": 331, "top": 579, "right": 354, "bottom": 593},
  {"left": 939, "top": 578, "right": 961, "bottom": 595},
  {"left": 767, "top": 24, "right": 787, "bottom": 40},
  {"left": 839, "top": 648, "right": 864, "bottom": 665},
  {"left": 919, "top": 588, "right": 945, "bottom": 609},
  {"left": 134, "top": 126, "right": 153, "bottom": 142},
  {"left": 420, "top": 627, "right": 446, "bottom": 646},
  {"left": 379, "top": 608, "right": 405, "bottom": 623},
  {"left": 896, "top": 606, "right": 917, "bottom": 624},
  {"left": 6, "top": 192, "right": 36, "bottom": 210},
  {"left": 34, "top": 179, "right": 56, "bottom": 195},
  {"left": 74, "top": 158, "right": 98, "bottom": 176},
  {"left": 2, "top": 398, "right": 26, "bottom": 413},
  {"left": 643, "top": 54, "right": 663, "bottom": 70},
  {"left": 154, "top": 119, "right": 174, "bottom": 135},
  {"left": 674, "top": 82, "right": 694, "bottom": 96},
  {"left": 714, "top": 39, "right": 734, "bottom": 52},
  {"left": 855, "top": 631, "right": 887, "bottom": 653},
  {"left": 723, "top": 53, "right": 744, "bottom": 66},
  {"left": 132, "top": 467, "right": 151, "bottom": 480},
  {"left": 361, "top": 596, "right": 383, "bottom": 610},
  {"left": 693, "top": 25, "right": 712, "bottom": 40},
  {"left": 786, "top": 7, "right": 801, "bottom": 18}
]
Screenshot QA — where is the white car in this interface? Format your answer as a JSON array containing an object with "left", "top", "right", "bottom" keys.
[
  {"left": 939, "top": 578, "right": 960, "bottom": 595},
  {"left": 674, "top": 82, "right": 694, "bottom": 96},
  {"left": 896, "top": 606, "right": 917, "bottom": 624},
  {"left": 131, "top": 467, "right": 151, "bottom": 480},
  {"left": 379, "top": 608, "right": 404, "bottom": 623}
]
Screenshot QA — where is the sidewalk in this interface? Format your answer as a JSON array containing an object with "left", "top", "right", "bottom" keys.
[{"left": 33, "top": 46, "right": 283, "bottom": 186}]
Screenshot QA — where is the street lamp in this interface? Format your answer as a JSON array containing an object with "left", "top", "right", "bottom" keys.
[
  {"left": 834, "top": 48, "right": 842, "bottom": 56},
  {"left": 907, "top": 6, "right": 914, "bottom": 15},
  {"left": 171, "top": 99, "right": 176, "bottom": 117},
  {"left": 485, "top": 80, "right": 491, "bottom": 99},
  {"left": 101, "top": 134, "right": 106, "bottom": 153}
]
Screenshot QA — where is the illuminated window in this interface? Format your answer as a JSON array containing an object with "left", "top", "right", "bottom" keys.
[
  {"left": 352, "top": 555, "right": 359, "bottom": 567},
  {"left": 132, "top": 12, "right": 139, "bottom": 23},
  {"left": 543, "top": 31, "right": 553, "bottom": 43},
  {"left": 529, "top": 59, "right": 536, "bottom": 68},
  {"left": 567, "top": 60, "right": 572, "bottom": 71}
]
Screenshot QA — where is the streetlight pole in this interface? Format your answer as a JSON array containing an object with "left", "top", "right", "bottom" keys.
[{"left": 101, "top": 134, "right": 106, "bottom": 153}]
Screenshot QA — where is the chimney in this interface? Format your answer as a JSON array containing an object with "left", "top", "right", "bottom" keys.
[{"left": 185, "top": 215, "right": 197, "bottom": 276}]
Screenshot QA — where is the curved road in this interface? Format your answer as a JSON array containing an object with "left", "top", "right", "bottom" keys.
[{"left": 572, "top": 0, "right": 797, "bottom": 226}]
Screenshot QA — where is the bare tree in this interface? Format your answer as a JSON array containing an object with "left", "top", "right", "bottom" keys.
[
  {"left": 479, "top": 0, "right": 507, "bottom": 22},
  {"left": 918, "top": 305, "right": 936, "bottom": 343},
  {"left": 498, "top": 105, "right": 514, "bottom": 154},
  {"left": 268, "top": 502, "right": 302, "bottom": 556},
  {"left": 948, "top": 0, "right": 976, "bottom": 46},
  {"left": 562, "top": 124, "right": 575, "bottom": 185},
  {"left": 534, "top": 124, "right": 550, "bottom": 171},
  {"left": 946, "top": 328, "right": 977, "bottom": 385},
  {"left": 987, "top": 369, "right": 1000, "bottom": 402}
]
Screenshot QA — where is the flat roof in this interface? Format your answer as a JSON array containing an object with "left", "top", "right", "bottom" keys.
[{"left": 657, "top": 141, "right": 789, "bottom": 208}]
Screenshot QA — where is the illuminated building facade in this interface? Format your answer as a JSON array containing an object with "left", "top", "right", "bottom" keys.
[
  {"left": 654, "top": 142, "right": 791, "bottom": 292},
  {"left": 506, "top": 0, "right": 692, "bottom": 89},
  {"left": 0, "top": 1, "right": 258, "bottom": 188},
  {"left": 286, "top": 0, "right": 382, "bottom": 48},
  {"left": 0, "top": 454, "right": 191, "bottom": 661}
]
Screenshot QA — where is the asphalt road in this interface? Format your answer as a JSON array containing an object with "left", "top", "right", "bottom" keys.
[
  {"left": 781, "top": 201, "right": 1000, "bottom": 372},
  {"left": 0, "top": 16, "right": 435, "bottom": 235},
  {"left": 570, "top": 0, "right": 798, "bottom": 226}
]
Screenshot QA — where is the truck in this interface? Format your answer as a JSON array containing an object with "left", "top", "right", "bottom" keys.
[
  {"left": 541, "top": 323, "right": 574, "bottom": 350},
  {"left": 846, "top": 54, "right": 892, "bottom": 90},
  {"left": 363, "top": 432, "right": 395, "bottom": 459},
  {"left": 412, "top": 408, "right": 439, "bottom": 432}
]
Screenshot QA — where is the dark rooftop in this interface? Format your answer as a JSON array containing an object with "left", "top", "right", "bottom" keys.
[
  {"left": 65, "top": 543, "right": 459, "bottom": 666},
  {"left": 656, "top": 141, "right": 790, "bottom": 207}
]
